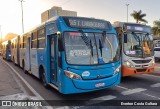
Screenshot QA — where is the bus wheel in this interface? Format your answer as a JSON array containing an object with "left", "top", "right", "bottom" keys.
[
  {"left": 41, "top": 69, "right": 49, "bottom": 88},
  {"left": 22, "top": 61, "right": 27, "bottom": 74},
  {"left": 13, "top": 57, "right": 16, "bottom": 65}
]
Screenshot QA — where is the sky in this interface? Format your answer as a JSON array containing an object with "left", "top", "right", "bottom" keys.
[{"left": 0, "top": 0, "right": 160, "bottom": 38}]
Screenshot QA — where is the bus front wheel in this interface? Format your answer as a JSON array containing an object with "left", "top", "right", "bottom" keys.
[{"left": 41, "top": 68, "right": 49, "bottom": 89}]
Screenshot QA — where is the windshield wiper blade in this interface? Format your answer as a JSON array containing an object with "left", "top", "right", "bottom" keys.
[
  {"left": 132, "top": 32, "right": 140, "bottom": 42},
  {"left": 99, "top": 39, "right": 103, "bottom": 57},
  {"left": 79, "top": 30, "right": 93, "bottom": 57},
  {"left": 79, "top": 30, "right": 90, "bottom": 49},
  {"left": 90, "top": 40, "right": 93, "bottom": 56}
]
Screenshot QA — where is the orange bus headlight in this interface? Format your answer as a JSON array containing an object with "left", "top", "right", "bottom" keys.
[
  {"left": 152, "top": 60, "right": 155, "bottom": 65},
  {"left": 125, "top": 61, "right": 134, "bottom": 68}
]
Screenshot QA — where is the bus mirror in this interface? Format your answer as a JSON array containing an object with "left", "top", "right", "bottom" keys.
[
  {"left": 124, "top": 34, "right": 128, "bottom": 43},
  {"left": 58, "top": 38, "right": 64, "bottom": 51}
]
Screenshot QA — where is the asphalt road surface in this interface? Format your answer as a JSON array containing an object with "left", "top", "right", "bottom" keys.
[{"left": 2, "top": 60, "right": 160, "bottom": 109}]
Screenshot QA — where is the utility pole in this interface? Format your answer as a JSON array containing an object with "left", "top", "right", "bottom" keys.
[
  {"left": 19, "top": 0, "right": 25, "bottom": 33},
  {"left": 126, "top": 4, "right": 129, "bottom": 22}
]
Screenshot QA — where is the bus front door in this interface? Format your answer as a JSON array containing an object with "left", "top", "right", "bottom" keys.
[{"left": 50, "top": 36, "right": 57, "bottom": 84}]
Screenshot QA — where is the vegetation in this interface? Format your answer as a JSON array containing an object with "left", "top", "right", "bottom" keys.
[
  {"left": 130, "top": 10, "right": 148, "bottom": 23},
  {"left": 152, "top": 20, "right": 160, "bottom": 36}
]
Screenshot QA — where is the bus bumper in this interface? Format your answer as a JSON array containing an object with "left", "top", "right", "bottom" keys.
[
  {"left": 60, "top": 72, "right": 121, "bottom": 94},
  {"left": 122, "top": 66, "right": 154, "bottom": 77}
]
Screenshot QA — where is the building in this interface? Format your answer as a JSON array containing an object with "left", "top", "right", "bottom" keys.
[{"left": 41, "top": 6, "right": 77, "bottom": 23}]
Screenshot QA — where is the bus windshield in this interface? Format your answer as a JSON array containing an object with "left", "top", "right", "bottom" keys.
[
  {"left": 124, "top": 32, "right": 154, "bottom": 57},
  {"left": 64, "top": 32, "right": 120, "bottom": 65}
]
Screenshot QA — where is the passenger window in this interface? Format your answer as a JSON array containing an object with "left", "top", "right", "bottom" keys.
[
  {"left": 31, "top": 31, "right": 37, "bottom": 49},
  {"left": 38, "top": 27, "right": 45, "bottom": 49}
]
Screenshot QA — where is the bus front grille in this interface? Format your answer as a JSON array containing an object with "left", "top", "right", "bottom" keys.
[
  {"left": 136, "top": 69, "right": 147, "bottom": 72},
  {"left": 132, "top": 59, "right": 151, "bottom": 64}
]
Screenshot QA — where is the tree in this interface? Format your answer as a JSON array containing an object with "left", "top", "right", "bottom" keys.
[
  {"left": 152, "top": 20, "right": 160, "bottom": 36},
  {"left": 130, "top": 10, "right": 148, "bottom": 23}
]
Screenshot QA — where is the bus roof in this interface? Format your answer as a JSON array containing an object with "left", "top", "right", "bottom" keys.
[{"left": 21, "top": 16, "right": 113, "bottom": 37}]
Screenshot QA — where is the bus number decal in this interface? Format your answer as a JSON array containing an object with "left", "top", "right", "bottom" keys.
[{"left": 70, "top": 50, "right": 90, "bottom": 56}]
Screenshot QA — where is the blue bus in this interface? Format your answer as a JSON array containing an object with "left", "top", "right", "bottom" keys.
[
  {"left": 18, "top": 16, "right": 121, "bottom": 94},
  {"left": 2, "top": 40, "right": 12, "bottom": 61}
]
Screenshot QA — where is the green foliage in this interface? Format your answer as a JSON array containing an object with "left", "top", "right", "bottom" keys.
[
  {"left": 152, "top": 20, "right": 160, "bottom": 36},
  {"left": 130, "top": 10, "right": 148, "bottom": 23}
]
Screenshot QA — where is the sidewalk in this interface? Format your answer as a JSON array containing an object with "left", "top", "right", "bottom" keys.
[
  {"left": 0, "top": 60, "right": 23, "bottom": 97},
  {"left": 0, "top": 58, "right": 48, "bottom": 109}
]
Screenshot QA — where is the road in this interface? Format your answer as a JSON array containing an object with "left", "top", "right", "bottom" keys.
[{"left": 2, "top": 60, "right": 160, "bottom": 109}]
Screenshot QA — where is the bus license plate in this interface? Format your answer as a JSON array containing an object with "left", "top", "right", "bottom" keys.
[{"left": 95, "top": 83, "right": 105, "bottom": 87}]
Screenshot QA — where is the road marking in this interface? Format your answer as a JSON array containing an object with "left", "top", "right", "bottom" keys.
[
  {"left": 142, "top": 93, "right": 160, "bottom": 100},
  {"left": 151, "top": 83, "right": 160, "bottom": 88},
  {"left": 116, "top": 85, "right": 129, "bottom": 90},
  {"left": 91, "top": 95, "right": 116, "bottom": 100},
  {"left": 85, "top": 95, "right": 116, "bottom": 105},
  {"left": 55, "top": 95, "right": 116, "bottom": 109},
  {"left": 1, "top": 59, "right": 53, "bottom": 109},
  {"left": 54, "top": 106, "right": 71, "bottom": 109},
  {"left": 143, "top": 74, "right": 160, "bottom": 78},
  {"left": 121, "top": 88, "right": 147, "bottom": 95}
]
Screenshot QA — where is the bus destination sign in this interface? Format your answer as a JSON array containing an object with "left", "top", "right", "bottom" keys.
[
  {"left": 124, "top": 23, "right": 151, "bottom": 33},
  {"left": 63, "top": 17, "right": 112, "bottom": 30}
]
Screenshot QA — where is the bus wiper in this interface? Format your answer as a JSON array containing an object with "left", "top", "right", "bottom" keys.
[
  {"left": 99, "top": 39, "right": 103, "bottom": 57},
  {"left": 79, "top": 30, "right": 93, "bottom": 57},
  {"left": 90, "top": 40, "right": 93, "bottom": 56},
  {"left": 132, "top": 32, "right": 140, "bottom": 42},
  {"left": 144, "top": 33, "right": 150, "bottom": 40},
  {"left": 79, "top": 30, "right": 91, "bottom": 49},
  {"left": 102, "top": 31, "right": 106, "bottom": 47}
]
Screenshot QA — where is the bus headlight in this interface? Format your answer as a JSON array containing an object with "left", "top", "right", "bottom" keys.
[
  {"left": 113, "top": 65, "right": 121, "bottom": 75},
  {"left": 125, "top": 61, "right": 134, "bottom": 68},
  {"left": 64, "top": 70, "right": 82, "bottom": 80},
  {"left": 152, "top": 60, "right": 155, "bottom": 65}
]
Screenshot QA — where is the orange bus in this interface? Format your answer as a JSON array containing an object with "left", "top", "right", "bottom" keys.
[{"left": 114, "top": 22, "right": 155, "bottom": 77}]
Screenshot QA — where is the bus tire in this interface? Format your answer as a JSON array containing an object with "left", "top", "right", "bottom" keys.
[
  {"left": 13, "top": 57, "right": 16, "bottom": 65},
  {"left": 40, "top": 68, "right": 49, "bottom": 89},
  {"left": 22, "top": 60, "right": 27, "bottom": 74}
]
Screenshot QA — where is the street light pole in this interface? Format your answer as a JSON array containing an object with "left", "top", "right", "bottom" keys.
[
  {"left": 126, "top": 4, "right": 129, "bottom": 22},
  {"left": 19, "top": 0, "right": 25, "bottom": 33},
  {"left": 0, "top": 25, "right": 2, "bottom": 50}
]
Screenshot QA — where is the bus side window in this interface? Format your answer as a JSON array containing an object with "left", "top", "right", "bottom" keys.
[
  {"left": 38, "top": 27, "right": 45, "bottom": 49},
  {"left": 31, "top": 31, "right": 37, "bottom": 49}
]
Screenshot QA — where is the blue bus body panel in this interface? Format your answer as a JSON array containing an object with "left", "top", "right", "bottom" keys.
[
  {"left": 60, "top": 71, "right": 120, "bottom": 94},
  {"left": 58, "top": 55, "right": 121, "bottom": 94},
  {"left": 72, "top": 73, "right": 119, "bottom": 90}
]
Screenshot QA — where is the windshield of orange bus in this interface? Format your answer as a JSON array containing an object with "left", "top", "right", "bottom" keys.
[{"left": 123, "top": 32, "right": 154, "bottom": 57}]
